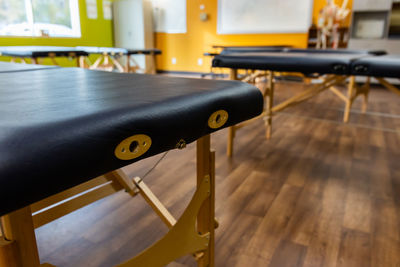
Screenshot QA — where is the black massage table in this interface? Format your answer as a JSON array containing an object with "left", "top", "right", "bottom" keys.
[
  {"left": 203, "top": 47, "right": 386, "bottom": 79},
  {"left": 212, "top": 51, "right": 382, "bottom": 156},
  {"left": 76, "top": 46, "right": 162, "bottom": 73},
  {"left": 218, "top": 47, "right": 386, "bottom": 55},
  {"left": 202, "top": 45, "right": 293, "bottom": 78},
  {"left": 0, "top": 63, "right": 263, "bottom": 266},
  {"left": 212, "top": 45, "right": 292, "bottom": 50},
  {"left": 0, "top": 46, "right": 88, "bottom": 67}
]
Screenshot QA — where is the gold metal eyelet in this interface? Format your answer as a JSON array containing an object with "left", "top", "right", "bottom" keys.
[
  {"left": 176, "top": 139, "right": 187, "bottom": 149},
  {"left": 208, "top": 110, "right": 228, "bottom": 129},
  {"left": 115, "top": 134, "right": 152, "bottom": 160}
]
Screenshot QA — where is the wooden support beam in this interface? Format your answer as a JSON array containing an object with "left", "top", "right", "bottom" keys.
[
  {"left": 31, "top": 179, "right": 123, "bottom": 228},
  {"left": 133, "top": 177, "right": 177, "bottom": 229},
  {"left": 110, "top": 57, "right": 125, "bottom": 72},
  {"left": 376, "top": 77, "right": 400, "bottom": 97},
  {"left": 329, "top": 86, "right": 348, "bottom": 102},
  {"left": 271, "top": 75, "right": 345, "bottom": 113}
]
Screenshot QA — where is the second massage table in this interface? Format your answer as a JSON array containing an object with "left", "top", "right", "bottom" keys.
[
  {"left": 212, "top": 51, "right": 383, "bottom": 156},
  {"left": 0, "top": 46, "right": 88, "bottom": 67}
]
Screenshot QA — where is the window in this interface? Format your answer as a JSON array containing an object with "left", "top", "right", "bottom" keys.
[{"left": 0, "top": 0, "right": 81, "bottom": 37}]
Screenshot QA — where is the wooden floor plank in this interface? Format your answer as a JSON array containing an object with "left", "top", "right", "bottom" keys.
[
  {"left": 269, "top": 240, "right": 307, "bottom": 267},
  {"left": 337, "top": 228, "right": 371, "bottom": 267}
]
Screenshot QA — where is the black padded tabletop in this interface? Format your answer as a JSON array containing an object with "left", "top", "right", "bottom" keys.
[
  {"left": 219, "top": 47, "right": 386, "bottom": 55},
  {"left": 220, "top": 47, "right": 285, "bottom": 54},
  {"left": 213, "top": 45, "right": 291, "bottom": 49},
  {"left": 285, "top": 48, "right": 387, "bottom": 55},
  {"left": 213, "top": 52, "right": 367, "bottom": 75},
  {"left": 352, "top": 55, "right": 400, "bottom": 78},
  {"left": 126, "top": 48, "right": 162, "bottom": 55},
  {"left": 0, "top": 46, "right": 88, "bottom": 58},
  {"left": 0, "top": 61, "right": 57, "bottom": 73},
  {"left": 0, "top": 68, "right": 263, "bottom": 216}
]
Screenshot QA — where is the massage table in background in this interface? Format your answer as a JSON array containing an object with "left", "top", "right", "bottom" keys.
[
  {"left": 76, "top": 46, "right": 162, "bottom": 73},
  {"left": 352, "top": 54, "right": 400, "bottom": 97},
  {"left": 0, "top": 46, "right": 88, "bottom": 67},
  {"left": 0, "top": 64, "right": 263, "bottom": 266},
  {"left": 217, "top": 47, "right": 386, "bottom": 55},
  {"left": 202, "top": 45, "right": 292, "bottom": 78},
  {"left": 203, "top": 47, "right": 386, "bottom": 79},
  {"left": 212, "top": 51, "right": 375, "bottom": 156},
  {"left": 211, "top": 45, "right": 292, "bottom": 52}
]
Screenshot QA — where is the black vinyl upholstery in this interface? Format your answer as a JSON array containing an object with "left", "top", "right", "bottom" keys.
[
  {"left": 220, "top": 47, "right": 286, "bottom": 55},
  {"left": 0, "top": 67, "right": 263, "bottom": 216},
  {"left": 0, "top": 46, "right": 88, "bottom": 58},
  {"left": 213, "top": 52, "right": 366, "bottom": 75},
  {"left": 218, "top": 47, "right": 387, "bottom": 56},
  {"left": 126, "top": 48, "right": 162, "bottom": 55},
  {"left": 352, "top": 55, "right": 400, "bottom": 78},
  {"left": 285, "top": 48, "right": 387, "bottom": 55}
]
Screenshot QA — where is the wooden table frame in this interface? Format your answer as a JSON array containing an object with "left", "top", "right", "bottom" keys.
[
  {"left": 226, "top": 69, "right": 370, "bottom": 156},
  {"left": 375, "top": 77, "right": 400, "bottom": 97},
  {"left": 8, "top": 53, "right": 83, "bottom": 68},
  {"left": 0, "top": 135, "right": 216, "bottom": 267},
  {"left": 84, "top": 52, "right": 126, "bottom": 72},
  {"left": 83, "top": 53, "right": 157, "bottom": 74}
]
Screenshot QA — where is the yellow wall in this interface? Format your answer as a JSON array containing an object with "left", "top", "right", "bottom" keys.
[
  {"left": 0, "top": 0, "right": 113, "bottom": 66},
  {"left": 155, "top": 0, "right": 353, "bottom": 73}
]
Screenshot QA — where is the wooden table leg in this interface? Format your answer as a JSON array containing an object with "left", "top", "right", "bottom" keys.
[
  {"left": 362, "top": 77, "right": 370, "bottom": 113},
  {"left": 265, "top": 71, "right": 274, "bottom": 139},
  {"left": 1, "top": 207, "right": 40, "bottom": 267},
  {"left": 344, "top": 76, "right": 355, "bottom": 123},
  {"left": 197, "top": 135, "right": 215, "bottom": 267},
  {"left": 125, "top": 55, "right": 130, "bottom": 73},
  {"left": 227, "top": 127, "right": 235, "bottom": 157},
  {"left": 227, "top": 69, "right": 238, "bottom": 157}
]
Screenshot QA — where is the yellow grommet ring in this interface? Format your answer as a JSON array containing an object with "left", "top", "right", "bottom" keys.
[
  {"left": 115, "top": 134, "right": 152, "bottom": 160},
  {"left": 208, "top": 110, "right": 228, "bottom": 129}
]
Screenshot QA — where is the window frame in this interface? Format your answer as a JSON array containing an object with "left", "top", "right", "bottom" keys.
[{"left": 0, "top": 0, "right": 81, "bottom": 38}]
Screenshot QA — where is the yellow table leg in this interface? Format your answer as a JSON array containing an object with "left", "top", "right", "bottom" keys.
[
  {"left": 344, "top": 76, "right": 355, "bottom": 123},
  {"left": 362, "top": 77, "right": 370, "bottom": 113},
  {"left": 265, "top": 71, "right": 274, "bottom": 139},
  {"left": 1, "top": 206, "right": 40, "bottom": 267},
  {"left": 227, "top": 69, "right": 238, "bottom": 157},
  {"left": 197, "top": 135, "right": 215, "bottom": 267}
]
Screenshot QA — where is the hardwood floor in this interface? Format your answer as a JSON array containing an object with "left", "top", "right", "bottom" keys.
[{"left": 36, "top": 80, "right": 400, "bottom": 267}]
